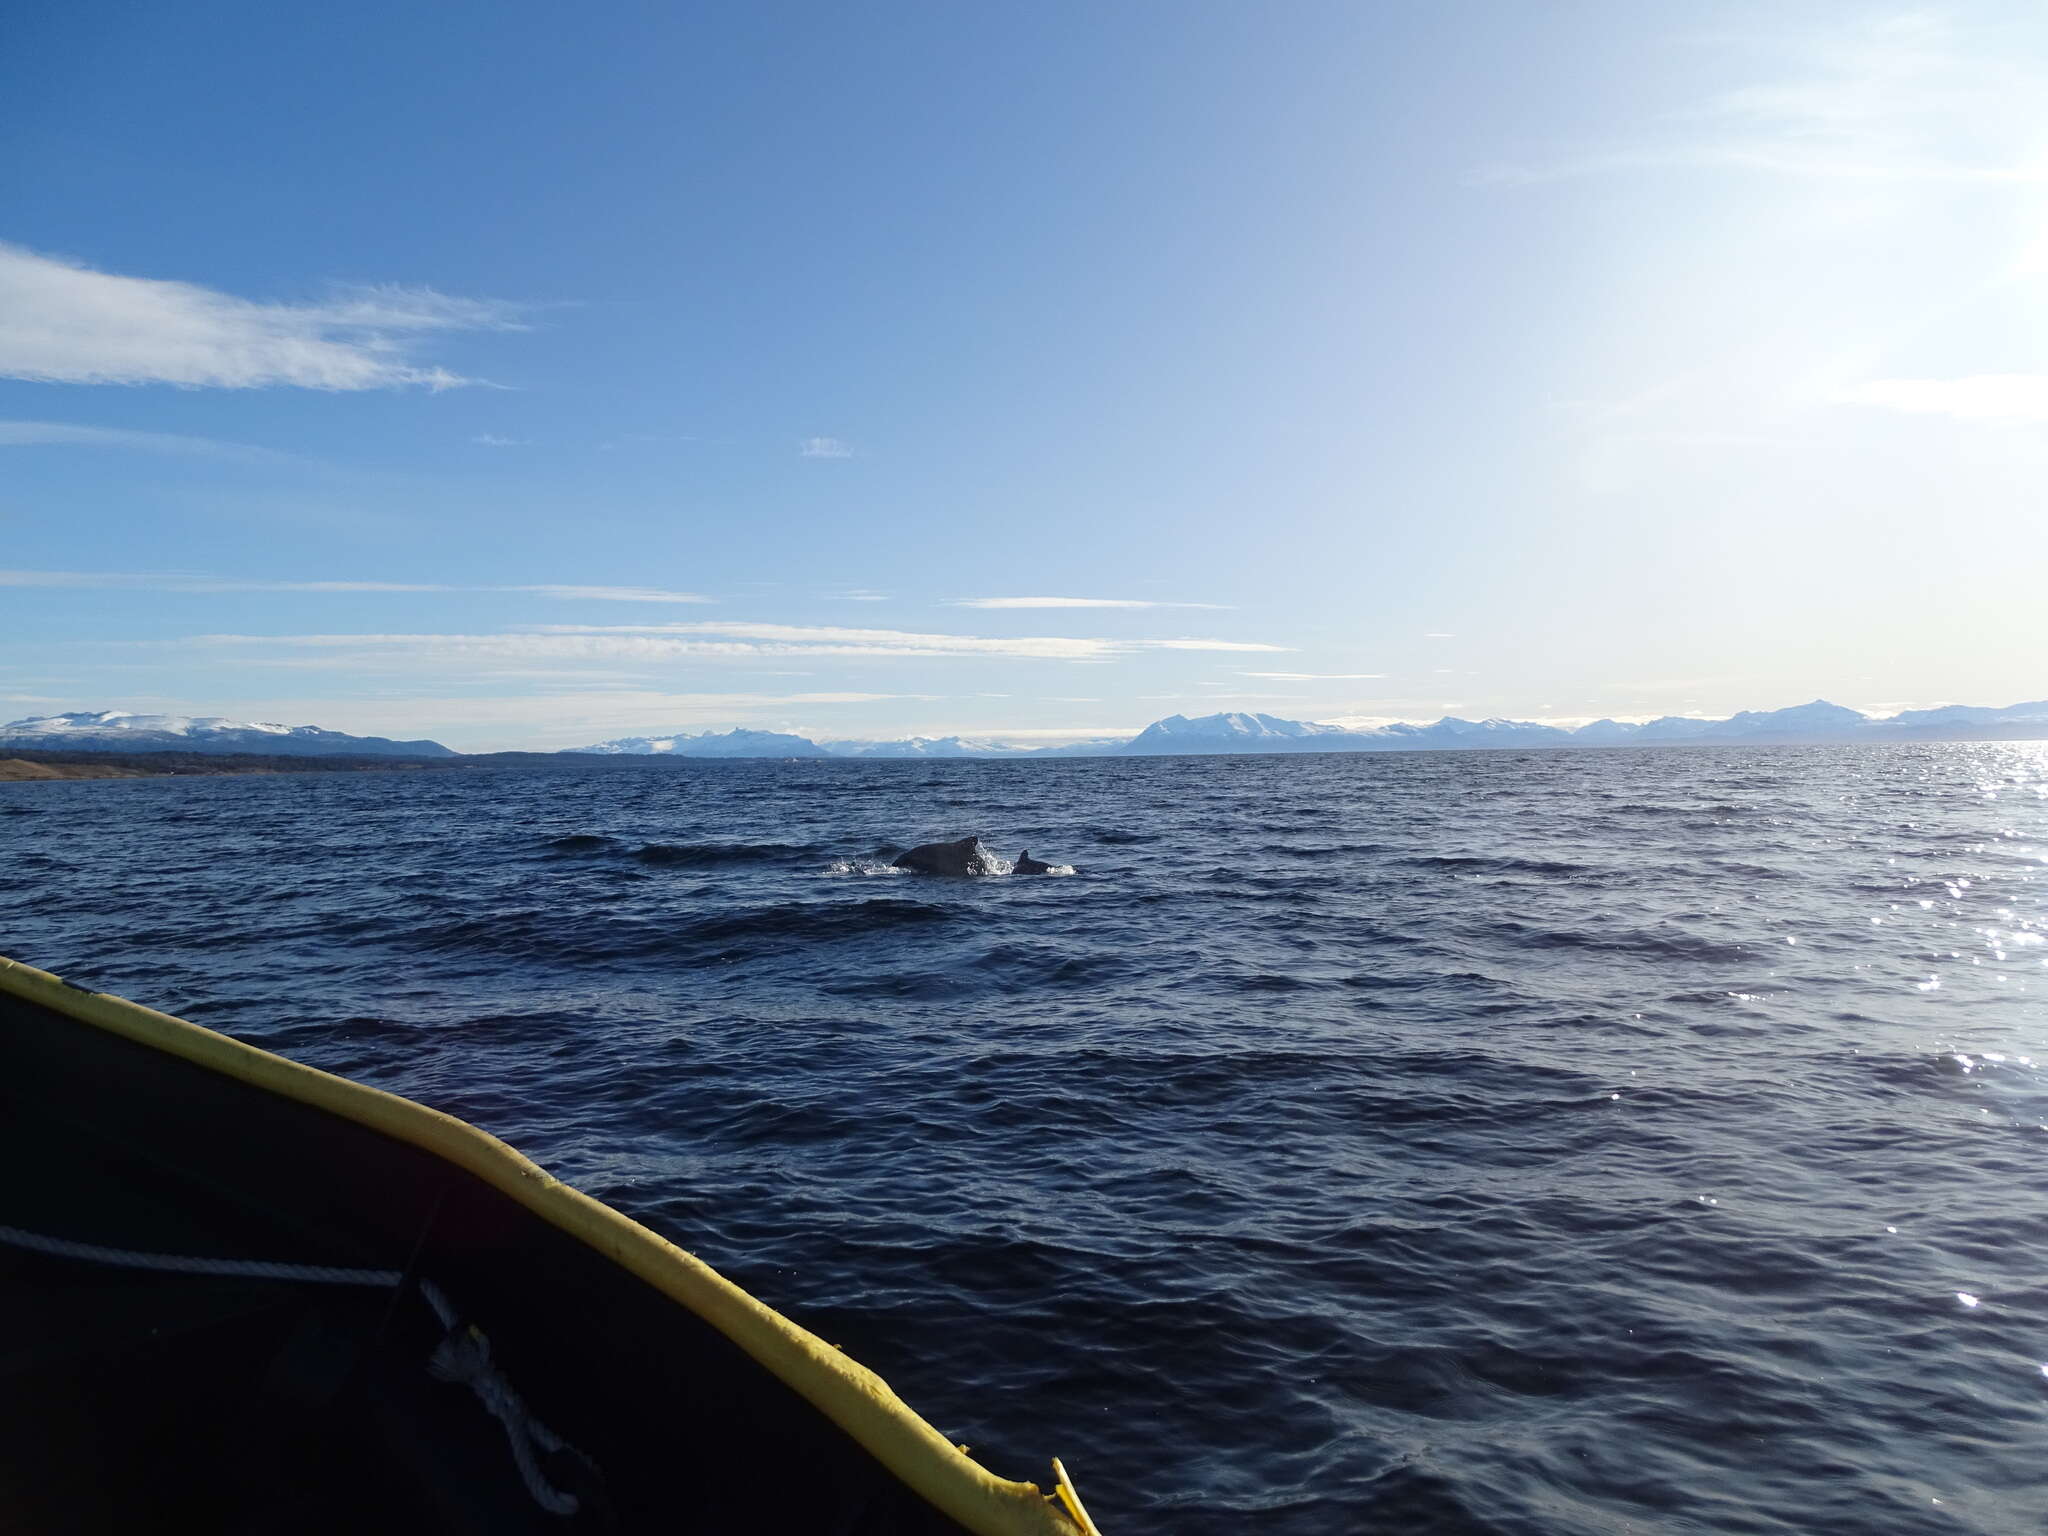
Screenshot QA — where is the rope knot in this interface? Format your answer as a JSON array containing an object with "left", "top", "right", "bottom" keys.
[{"left": 428, "top": 1319, "right": 582, "bottom": 1516}]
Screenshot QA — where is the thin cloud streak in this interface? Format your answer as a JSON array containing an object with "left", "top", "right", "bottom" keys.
[
  {"left": 0, "top": 241, "right": 522, "bottom": 390},
  {"left": 514, "top": 585, "right": 713, "bottom": 603},
  {"left": 1478, "top": 14, "right": 2048, "bottom": 188},
  {"left": 522, "top": 620, "right": 1290, "bottom": 658},
  {"left": 5, "top": 570, "right": 445, "bottom": 594},
  {"left": 1479, "top": 145, "right": 2048, "bottom": 187},
  {"left": 0, "top": 570, "right": 711, "bottom": 602},
  {"left": 185, "top": 632, "right": 1112, "bottom": 664},
  {"left": 1145, "top": 638, "right": 1290, "bottom": 653},
  {"left": 155, "top": 621, "right": 1290, "bottom": 669},
  {"left": 948, "top": 596, "right": 1231, "bottom": 610},
  {"left": 0, "top": 419, "right": 291, "bottom": 461},
  {"left": 515, "top": 623, "right": 1118, "bottom": 661}
]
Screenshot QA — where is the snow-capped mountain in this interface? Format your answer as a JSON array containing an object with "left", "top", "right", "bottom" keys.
[
  {"left": 1633, "top": 716, "right": 1716, "bottom": 741},
  {"left": 819, "top": 736, "right": 1027, "bottom": 758},
  {"left": 1121, "top": 712, "right": 1353, "bottom": 753},
  {"left": 574, "top": 730, "right": 1119, "bottom": 759},
  {"left": 7, "top": 711, "right": 290, "bottom": 740},
  {"left": 558, "top": 697, "right": 2048, "bottom": 761},
  {"left": 0, "top": 710, "right": 455, "bottom": 757},
  {"left": 571, "top": 728, "right": 831, "bottom": 758},
  {"left": 1889, "top": 699, "right": 2048, "bottom": 727},
  {"left": 1569, "top": 718, "right": 1643, "bottom": 744},
  {"left": 1374, "top": 717, "right": 1575, "bottom": 748},
  {"left": 1700, "top": 699, "right": 1869, "bottom": 738},
  {"left": 23, "top": 696, "right": 2048, "bottom": 766}
]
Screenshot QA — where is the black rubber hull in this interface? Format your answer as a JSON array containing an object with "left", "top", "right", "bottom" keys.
[{"left": 0, "top": 981, "right": 985, "bottom": 1534}]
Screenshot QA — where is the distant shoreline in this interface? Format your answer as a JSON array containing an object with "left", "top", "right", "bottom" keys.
[
  {"left": 13, "top": 697, "right": 2048, "bottom": 764},
  {"left": 1, "top": 758, "right": 157, "bottom": 781},
  {"left": 8, "top": 728, "right": 2048, "bottom": 786},
  {"left": 0, "top": 749, "right": 478, "bottom": 782}
]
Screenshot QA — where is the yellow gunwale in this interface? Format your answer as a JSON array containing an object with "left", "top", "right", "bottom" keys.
[{"left": 0, "top": 953, "right": 1094, "bottom": 1536}]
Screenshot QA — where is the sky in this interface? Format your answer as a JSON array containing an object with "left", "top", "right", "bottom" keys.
[{"left": 3, "top": 1, "right": 2047, "bottom": 750}]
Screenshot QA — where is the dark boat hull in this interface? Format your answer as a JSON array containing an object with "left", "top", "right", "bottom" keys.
[{"left": 0, "top": 956, "right": 1092, "bottom": 1535}]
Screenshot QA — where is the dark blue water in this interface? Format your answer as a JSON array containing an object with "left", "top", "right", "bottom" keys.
[{"left": 6, "top": 744, "right": 2047, "bottom": 1533}]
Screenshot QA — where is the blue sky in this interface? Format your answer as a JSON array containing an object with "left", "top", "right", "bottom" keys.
[{"left": 4, "top": 1, "right": 2047, "bottom": 749}]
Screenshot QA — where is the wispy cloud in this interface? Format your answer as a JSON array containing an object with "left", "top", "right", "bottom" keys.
[
  {"left": 0, "top": 569, "right": 710, "bottom": 602},
  {"left": 472, "top": 433, "right": 527, "bottom": 446},
  {"left": 173, "top": 620, "right": 1290, "bottom": 666},
  {"left": 0, "top": 241, "right": 522, "bottom": 390},
  {"left": 186, "top": 630, "right": 1111, "bottom": 665},
  {"left": 829, "top": 589, "right": 890, "bottom": 601},
  {"left": 1137, "top": 692, "right": 1303, "bottom": 703},
  {"left": 800, "top": 436, "right": 853, "bottom": 458},
  {"left": 533, "top": 621, "right": 1287, "bottom": 657},
  {"left": 508, "top": 623, "right": 1112, "bottom": 661},
  {"left": 1145, "top": 638, "right": 1289, "bottom": 653},
  {"left": 948, "top": 596, "right": 1231, "bottom": 610},
  {"left": 1840, "top": 374, "right": 2048, "bottom": 421},
  {"left": 1238, "top": 671, "right": 1388, "bottom": 680},
  {"left": 1481, "top": 14, "right": 2048, "bottom": 187},
  {"left": 514, "top": 585, "right": 712, "bottom": 603},
  {"left": 0, "top": 419, "right": 290, "bottom": 461},
  {"left": 4, "top": 570, "right": 445, "bottom": 594}
]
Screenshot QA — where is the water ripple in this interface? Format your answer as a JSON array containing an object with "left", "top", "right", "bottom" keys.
[{"left": 5, "top": 742, "right": 2047, "bottom": 1533}]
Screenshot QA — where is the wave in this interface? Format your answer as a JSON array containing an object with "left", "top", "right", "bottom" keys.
[
  {"left": 540, "top": 834, "right": 826, "bottom": 867},
  {"left": 1486, "top": 920, "right": 1757, "bottom": 964},
  {"left": 402, "top": 897, "right": 957, "bottom": 966},
  {"left": 12, "top": 742, "right": 2048, "bottom": 1536},
  {"left": 633, "top": 840, "right": 821, "bottom": 867},
  {"left": 543, "top": 833, "right": 613, "bottom": 854},
  {"left": 682, "top": 898, "right": 954, "bottom": 945},
  {"left": 1397, "top": 853, "right": 1597, "bottom": 877},
  {"left": 822, "top": 857, "right": 910, "bottom": 877}
]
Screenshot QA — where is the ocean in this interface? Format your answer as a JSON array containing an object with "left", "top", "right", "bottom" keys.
[{"left": 4, "top": 742, "right": 2045, "bottom": 1534}]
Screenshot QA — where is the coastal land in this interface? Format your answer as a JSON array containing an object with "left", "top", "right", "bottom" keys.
[
  {"left": 0, "top": 749, "right": 476, "bottom": 781},
  {"left": 0, "top": 757, "right": 156, "bottom": 781},
  {"left": 6, "top": 697, "right": 2048, "bottom": 774}
]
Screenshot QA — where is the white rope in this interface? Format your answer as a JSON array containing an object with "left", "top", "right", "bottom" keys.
[
  {"left": 430, "top": 1323, "right": 581, "bottom": 1516},
  {"left": 0, "top": 1224, "right": 402, "bottom": 1286},
  {"left": 0, "top": 1222, "right": 584, "bottom": 1517}
]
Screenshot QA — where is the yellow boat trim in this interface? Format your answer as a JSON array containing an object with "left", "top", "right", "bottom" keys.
[
  {"left": 1052, "top": 1458, "right": 1106, "bottom": 1536},
  {"left": 0, "top": 954, "right": 1088, "bottom": 1536}
]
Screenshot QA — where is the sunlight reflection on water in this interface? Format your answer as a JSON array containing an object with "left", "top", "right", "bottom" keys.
[{"left": 4, "top": 740, "right": 2046, "bottom": 1533}]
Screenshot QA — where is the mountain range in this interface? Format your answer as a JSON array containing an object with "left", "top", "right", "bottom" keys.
[
  {"left": 8, "top": 697, "right": 2048, "bottom": 762},
  {"left": 0, "top": 710, "right": 456, "bottom": 758},
  {"left": 570, "top": 697, "right": 2048, "bottom": 757},
  {"left": 574, "top": 728, "right": 1120, "bottom": 759}
]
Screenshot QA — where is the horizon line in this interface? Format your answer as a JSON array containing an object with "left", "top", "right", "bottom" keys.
[{"left": 8, "top": 693, "right": 2047, "bottom": 756}]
